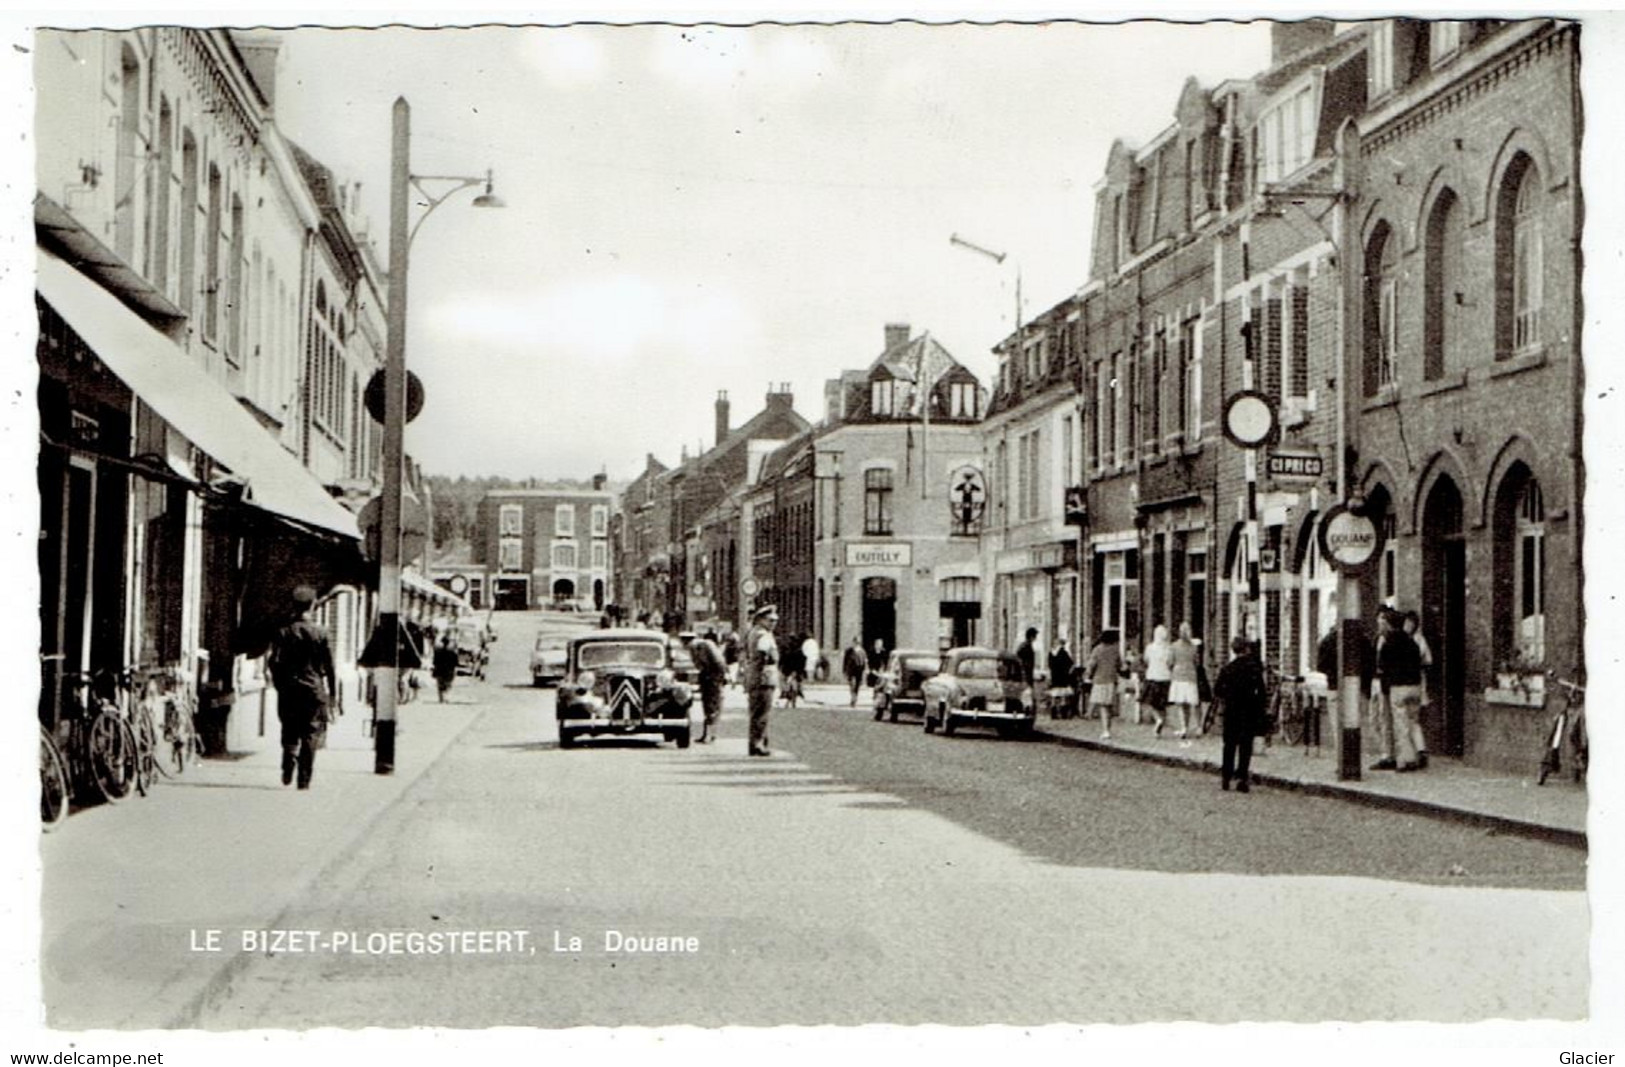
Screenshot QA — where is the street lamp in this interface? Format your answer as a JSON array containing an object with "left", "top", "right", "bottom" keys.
[{"left": 373, "top": 96, "right": 502, "bottom": 774}]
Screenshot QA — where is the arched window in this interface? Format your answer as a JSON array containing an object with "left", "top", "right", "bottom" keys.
[
  {"left": 1423, "top": 188, "right": 1463, "bottom": 380},
  {"left": 1495, "top": 155, "right": 1542, "bottom": 357},
  {"left": 1363, "top": 222, "right": 1399, "bottom": 395},
  {"left": 1513, "top": 480, "right": 1545, "bottom": 661}
]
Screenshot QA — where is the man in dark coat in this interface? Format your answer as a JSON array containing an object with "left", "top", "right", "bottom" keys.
[
  {"left": 842, "top": 639, "right": 868, "bottom": 707},
  {"left": 1213, "top": 636, "right": 1268, "bottom": 793},
  {"left": 266, "top": 585, "right": 336, "bottom": 790},
  {"left": 1015, "top": 627, "right": 1040, "bottom": 687},
  {"left": 683, "top": 631, "right": 727, "bottom": 744}
]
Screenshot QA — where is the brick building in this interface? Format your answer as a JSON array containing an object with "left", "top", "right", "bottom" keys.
[
  {"left": 1022, "top": 17, "right": 1579, "bottom": 772},
  {"left": 472, "top": 483, "right": 613, "bottom": 611}
]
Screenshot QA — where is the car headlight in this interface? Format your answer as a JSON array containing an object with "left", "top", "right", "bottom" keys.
[
  {"left": 577, "top": 670, "right": 596, "bottom": 690},
  {"left": 657, "top": 669, "right": 675, "bottom": 688}
]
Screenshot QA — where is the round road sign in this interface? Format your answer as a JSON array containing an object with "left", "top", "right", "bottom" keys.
[
  {"left": 740, "top": 577, "right": 760, "bottom": 597},
  {"left": 1318, "top": 503, "right": 1384, "bottom": 573},
  {"left": 1223, "top": 390, "right": 1277, "bottom": 449}
]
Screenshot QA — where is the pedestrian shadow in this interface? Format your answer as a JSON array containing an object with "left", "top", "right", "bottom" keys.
[{"left": 152, "top": 778, "right": 286, "bottom": 791}]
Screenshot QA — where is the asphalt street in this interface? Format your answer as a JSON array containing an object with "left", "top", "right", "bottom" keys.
[{"left": 194, "top": 612, "right": 1588, "bottom": 1028}]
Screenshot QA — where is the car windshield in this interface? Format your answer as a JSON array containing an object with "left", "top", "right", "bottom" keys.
[
  {"left": 578, "top": 642, "right": 666, "bottom": 669},
  {"left": 956, "top": 655, "right": 1020, "bottom": 681},
  {"left": 899, "top": 656, "right": 940, "bottom": 673}
]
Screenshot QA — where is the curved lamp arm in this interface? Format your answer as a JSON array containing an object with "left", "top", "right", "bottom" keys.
[{"left": 407, "top": 169, "right": 502, "bottom": 248}]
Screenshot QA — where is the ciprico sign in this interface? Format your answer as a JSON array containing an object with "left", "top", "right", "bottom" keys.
[{"left": 1318, "top": 502, "right": 1385, "bottom": 574}]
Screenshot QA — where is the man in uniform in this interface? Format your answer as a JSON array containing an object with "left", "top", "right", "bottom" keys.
[
  {"left": 266, "top": 585, "right": 336, "bottom": 790},
  {"left": 683, "top": 630, "right": 728, "bottom": 744},
  {"left": 740, "top": 604, "right": 781, "bottom": 756}
]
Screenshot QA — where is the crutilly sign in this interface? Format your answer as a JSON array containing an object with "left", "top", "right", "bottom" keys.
[{"left": 1318, "top": 502, "right": 1384, "bottom": 573}]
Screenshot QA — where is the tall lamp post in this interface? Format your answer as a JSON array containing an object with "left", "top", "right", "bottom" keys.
[{"left": 374, "top": 96, "right": 503, "bottom": 774}]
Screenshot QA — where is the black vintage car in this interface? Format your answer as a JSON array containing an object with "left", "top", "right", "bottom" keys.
[
  {"left": 555, "top": 630, "right": 694, "bottom": 749},
  {"left": 872, "top": 649, "right": 943, "bottom": 723}
]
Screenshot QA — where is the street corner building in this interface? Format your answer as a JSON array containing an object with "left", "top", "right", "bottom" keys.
[{"left": 31, "top": 29, "right": 458, "bottom": 756}]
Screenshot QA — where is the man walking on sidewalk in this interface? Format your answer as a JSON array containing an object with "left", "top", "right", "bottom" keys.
[
  {"left": 842, "top": 638, "right": 867, "bottom": 707},
  {"left": 1213, "top": 636, "right": 1268, "bottom": 793},
  {"left": 266, "top": 585, "right": 336, "bottom": 790}
]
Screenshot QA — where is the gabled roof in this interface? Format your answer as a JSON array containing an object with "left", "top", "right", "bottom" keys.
[{"left": 848, "top": 332, "right": 975, "bottom": 421}]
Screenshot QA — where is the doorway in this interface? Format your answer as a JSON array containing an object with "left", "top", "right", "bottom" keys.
[
  {"left": 1421, "top": 476, "right": 1467, "bottom": 756},
  {"left": 861, "top": 577, "right": 897, "bottom": 655}
]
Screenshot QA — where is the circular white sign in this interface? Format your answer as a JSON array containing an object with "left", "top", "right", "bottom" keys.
[
  {"left": 1223, "top": 392, "right": 1276, "bottom": 448},
  {"left": 740, "top": 577, "right": 760, "bottom": 596},
  {"left": 1319, "top": 505, "right": 1382, "bottom": 571},
  {"left": 448, "top": 574, "right": 469, "bottom": 595}
]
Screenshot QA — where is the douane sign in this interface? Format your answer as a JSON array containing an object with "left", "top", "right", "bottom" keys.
[{"left": 1318, "top": 503, "right": 1384, "bottom": 573}]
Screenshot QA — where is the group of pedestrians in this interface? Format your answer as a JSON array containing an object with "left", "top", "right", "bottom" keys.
[{"left": 1026, "top": 624, "right": 1211, "bottom": 748}]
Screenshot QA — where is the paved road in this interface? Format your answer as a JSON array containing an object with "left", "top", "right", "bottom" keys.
[
  {"left": 196, "top": 613, "right": 1587, "bottom": 1028},
  {"left": 770, "top": 701, "right": 1585, "bottom": 890}
]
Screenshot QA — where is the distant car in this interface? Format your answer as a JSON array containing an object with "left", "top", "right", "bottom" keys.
[
  {"left": 531, "top": 634, "right": 567, "bottom": 687},
  {"left": 920, "top": 647, "right": 1033, "bottom": 739},
  {"left": 453, "top": 619, "right": 489, "bottom": 679},
  {"left": 873, "top": 649, "right": 942, "bottom": 723},
  {"left": 555, "top": 630, "right": 694, "bottom": 749},
  {"left": 668, "top": 634, "right": 698, "bottom": 684}
]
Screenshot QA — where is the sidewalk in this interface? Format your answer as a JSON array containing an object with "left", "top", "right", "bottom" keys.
[
  {"left": 39, "top": 693, "right": 480, "bottom": 1030},
  {"left": 799, "top": 682, "right": 1587, "bottom": 848}
]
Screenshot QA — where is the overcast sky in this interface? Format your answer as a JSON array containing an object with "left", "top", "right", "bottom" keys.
[{"left": 260, "top": 21, "right": 1274, "bottom": 482}]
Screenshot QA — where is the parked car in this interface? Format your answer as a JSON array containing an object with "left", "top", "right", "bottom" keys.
[
  {"left": 873, "top": 649, "right": 943, "bottom": 723},
  {"left": 920, "top": 647, "right": 1033, "bottom": 739},
  {"left": 531, "top": 634, "right": 568, "bottom": 687},
  {"left": 555, "top": 630, "right": 694, "bottom": 749},
  {"left": 453, "top": 619, "right": 489, "bottom": 679},
  {"left": 668, "top": 634, "right": 698, "bottom": 685}
]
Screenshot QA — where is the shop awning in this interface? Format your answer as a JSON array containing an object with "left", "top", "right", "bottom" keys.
[{"left": 36, "top": 250, "right": 359, "bottom": 540}]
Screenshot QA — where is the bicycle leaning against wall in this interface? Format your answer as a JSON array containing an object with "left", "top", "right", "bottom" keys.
[{"left": 1538, "top": 674, "right": 1586, "bottom": 786}]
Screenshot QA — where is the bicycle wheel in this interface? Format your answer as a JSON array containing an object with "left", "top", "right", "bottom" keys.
[
  {"left": 132, "top": 706, "right": 159, "bottom": 792},
  {"left": 87, "top": 712, "right": 137, "bottom": 803},
  {"left": 40, "top": 726, "right": 69, "bottom": 830},
  {"left": 1279, "top": 693, "right": 1304, "bottom": 746},
  {"left": 1537, "top": 713, "right": 1563, "bottom": 785}
]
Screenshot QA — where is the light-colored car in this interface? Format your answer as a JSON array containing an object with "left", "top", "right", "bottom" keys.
[
  {"left": 530, "top": 634, "right": 567, "bottom": 687},
  {"left": 920, "top": 647, "right": 1034, "bottom": 739},
  {"left": 873, "top": 649, "right": 942, "bottom": 723},
  {"left": 555, "top": 630, "right": 694, "bottom": 749}
]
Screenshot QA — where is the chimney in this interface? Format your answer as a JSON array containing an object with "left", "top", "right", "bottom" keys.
[
  {"left": 1270, "top": 19, "right": 1336, "bottom": 65},
  {"left": 232, "top": 33, "right": 283, "bottom": 108},
  {"left": 715, "top": 390, "right": 730, "bottom": 446},
  {"left": 766, "top": 382, "right": 794, "bottom": 411},
  {"left": 592, "top": 472, "right": 606, "bottom": 491},
  {"left": 824, "top": 378, "right": 845, "bottom": 424},
  {"left": 885, "top": 323, "right": 910, "bottom": 352}
]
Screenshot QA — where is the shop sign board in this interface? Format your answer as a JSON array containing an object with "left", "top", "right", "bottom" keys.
[{"left": 845, "top": 543, "right": 911, "bottom": 568}]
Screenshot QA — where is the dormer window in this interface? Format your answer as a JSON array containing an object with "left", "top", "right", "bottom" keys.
[
  {"left": 1257, "top": 82, "right": 1317, "bottom": 185},
  {"left": 950, "top": 381, "right": 978, "bottom": 418},
  {"left": 1430, "top": 21, "right": 1463, "bottom": 64},
  {"left": 1370, "top": 21, "right": 1395, "bottom": 97},
  {"left": 871, "top": 378, "right": 906, "bottom": 417}
]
